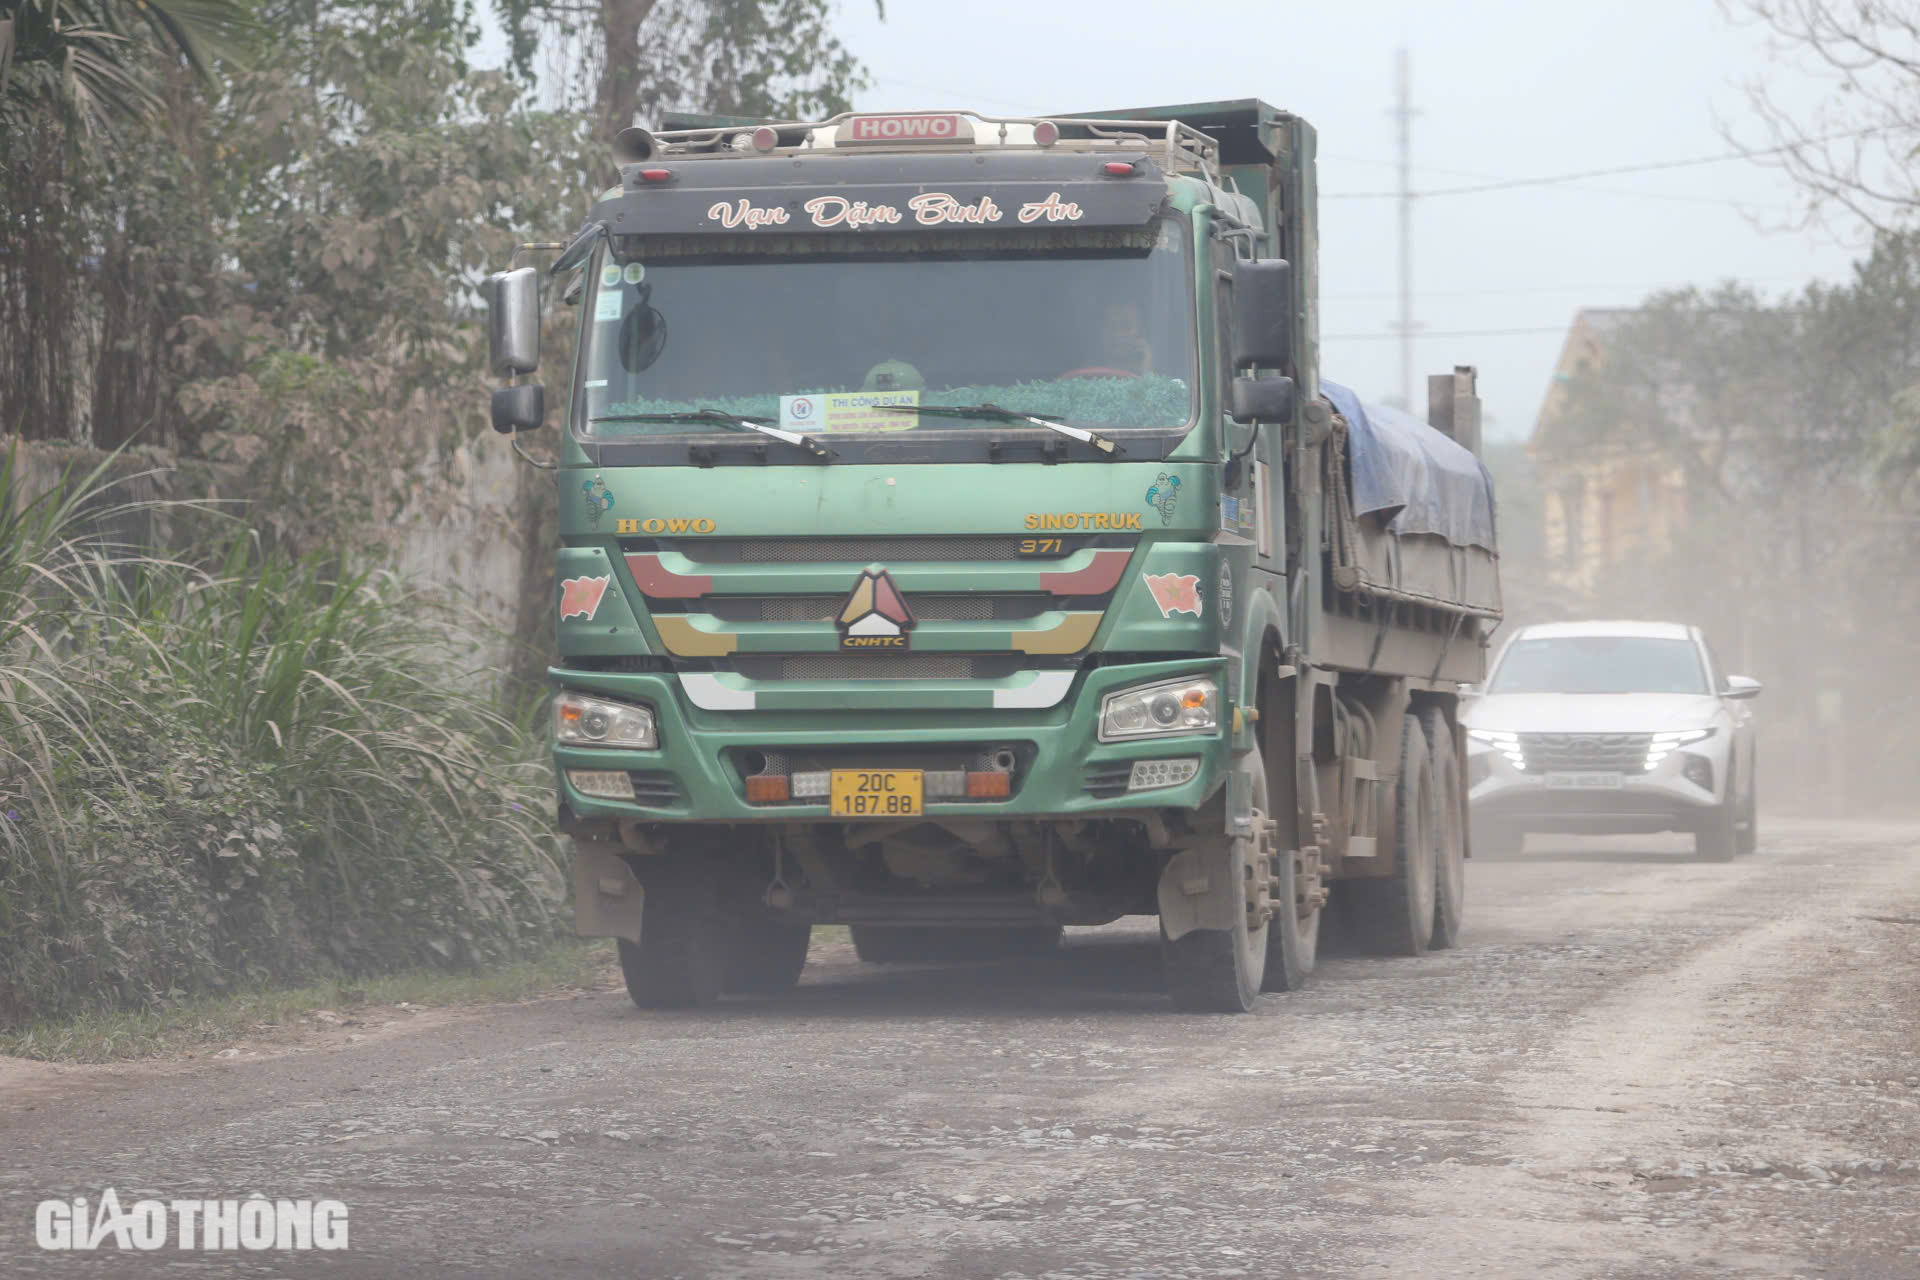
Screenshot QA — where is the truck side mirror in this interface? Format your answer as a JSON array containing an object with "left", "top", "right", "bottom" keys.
[
  {"left": 1230, "top": 258, "right": 1292, "bottom": 369},
  {"left": 491, "top": 384, "right": 545, "bottom": 434},
  {"left": 1229, "top": 374, "right": 1295, "bottom": 425},
  {"left": 488, "top": 267, "right": 541, "bottom": 376}
]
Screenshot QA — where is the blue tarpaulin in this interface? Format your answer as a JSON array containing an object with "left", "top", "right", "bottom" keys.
[{"left": 1322, "top": 380, "right": 1497, "bottom": 551}]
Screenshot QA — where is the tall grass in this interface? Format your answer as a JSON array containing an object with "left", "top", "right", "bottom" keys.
[{"left": 0, "top": 450, "right": 564, "bottom": 1025}]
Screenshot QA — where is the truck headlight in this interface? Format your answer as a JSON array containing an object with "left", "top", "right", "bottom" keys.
[
  {"left": 1099, "top": 677, "right": 1217, "bottom": 742},
  {"left": 555, "top": 692, "right": 657, "bottom": 749}
]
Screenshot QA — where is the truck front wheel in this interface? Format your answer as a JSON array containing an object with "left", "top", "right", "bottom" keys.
[
  {"left": 724, "top": 914, "right": 813, "bottom": 994},
  {"left": 616, "top": 858, "right": 729, "bottom": 1009},
  {"left": 1160, "top": 744, "right": 1273, "bottom": 1012}
]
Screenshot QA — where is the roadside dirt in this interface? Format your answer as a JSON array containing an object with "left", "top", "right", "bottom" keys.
[{"left": 2, "top": 817, "right": 1917, "bottom": 1278}]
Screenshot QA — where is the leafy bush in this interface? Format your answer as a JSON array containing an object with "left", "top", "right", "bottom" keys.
[{"left": 0, "top": 453, "right": 564, "bottom": 1024}]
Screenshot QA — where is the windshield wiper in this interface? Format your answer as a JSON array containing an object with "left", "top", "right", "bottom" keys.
[
  {"left": 886, "top": 403, "right": 1126, "bottom": 457},
  {"left": 589, "top": 410, "right": 831, "bottom": 459}
]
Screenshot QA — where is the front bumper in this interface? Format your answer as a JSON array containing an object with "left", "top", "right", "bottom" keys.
[
  {"left": 1466, "top": 742, "right": 1725, "bottom": 835},
  {"left": 552, "top": 658, "right": 1231, "bottom": 823}
]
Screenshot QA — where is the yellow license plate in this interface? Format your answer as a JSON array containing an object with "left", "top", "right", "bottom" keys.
[{"left": 830, "top": 769, "right": 923, "bottom": 817}]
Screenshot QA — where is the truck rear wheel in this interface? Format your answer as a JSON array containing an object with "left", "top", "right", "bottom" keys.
[
  {"left": 616, "top": 858, "right": 728, "bottom": 1009},
  {"left": 1161, "top": 744, "right": 1272, "bottom": 1012},
  {"left": 1343, "top": 711, "right": 1438, "bottom": 957},
  {"left": 1420, "top": 706, "right": 1467, "bottom": 950},
  {"left": 724, "top": 915, "right": 812, "bottom": 994}
]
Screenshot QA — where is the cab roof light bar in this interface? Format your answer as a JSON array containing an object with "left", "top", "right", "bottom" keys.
[{"left": 626, "top": 110, "right": 1221, "bottom": 182}]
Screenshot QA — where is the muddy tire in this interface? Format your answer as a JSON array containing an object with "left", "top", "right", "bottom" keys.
[
  {"left": 617, "top": 859, "right": 728, "bottom": 1009},
  {"left": 724, "top": 917, "right": 812, "bottom": 994},
  {"left": 1421, "top": 706, "right": 1468, "bottom": 950},
  {"left": 1736, "top": 760, "right": 1759, "bottom": 856},
  {"left": 1344, "top": 712, "right": 1438, "bottom": 957},
  {"left": 1161, "top": 744, "right": 1271, "bottom": 1012},
  {"left": 1696, "top": 806, "right": 1737, "bottom": 862}
]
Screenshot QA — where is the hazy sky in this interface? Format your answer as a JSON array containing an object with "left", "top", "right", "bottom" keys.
[
  {"left": 827, "top": 0, "right": 1863, "bottom": 441},
  {"left": 483, "top": 0, "right": 1868, "bottom": 442}
]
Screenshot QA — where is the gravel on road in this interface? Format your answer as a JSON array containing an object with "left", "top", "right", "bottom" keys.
[{"left": 3, "top": 817, "right": 1918, "bottom": 1278}]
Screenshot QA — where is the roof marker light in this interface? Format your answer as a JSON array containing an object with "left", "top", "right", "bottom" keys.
[
  {"left": 639, "top": 168, "right": 673, "bottom": 183},
  {"left": 751, "top": 125, "right": 779, "bottom": 153},
  {"left": 1032, "top": 120, "right": 1060, "bottom": 147},
  {"left": 1102, "top": 160, "right": 1137, "bottom": 176}
]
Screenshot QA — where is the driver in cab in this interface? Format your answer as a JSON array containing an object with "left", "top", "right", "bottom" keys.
[{"left": 1084, "top": 301, "right": 1151, "bottom": 377}]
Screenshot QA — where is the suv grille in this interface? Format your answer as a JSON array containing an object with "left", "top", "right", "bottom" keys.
[{"left": 1519, "top": 733, "right": 1651, "bottom": 774}]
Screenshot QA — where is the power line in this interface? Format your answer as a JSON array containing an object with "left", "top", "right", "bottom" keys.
[{"left": 1324, "top": 124, "right": 1891, "bottom": 201}]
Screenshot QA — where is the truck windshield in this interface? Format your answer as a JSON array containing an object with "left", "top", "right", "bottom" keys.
[
  {"left": 1488, "top": 636, "right": 1709, "bottom": 696},
  {"left": 573, "top": 223, "right": 1195, "bottom": 444}
]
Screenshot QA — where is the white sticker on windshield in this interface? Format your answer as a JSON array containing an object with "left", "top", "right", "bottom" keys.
[
  {"left": 599, "top": 264, "right": 621, "bottom": 288},
  {"left": 622, "top": 262, "right": 646, "bottom": 285},
  {"left": 595, "top": 289, "right": 624, "bottom": 322}
]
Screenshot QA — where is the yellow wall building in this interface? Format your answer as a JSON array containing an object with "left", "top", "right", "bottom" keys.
[{"left": 1531, "top": 309, "right": 1690, "bottom": 598}]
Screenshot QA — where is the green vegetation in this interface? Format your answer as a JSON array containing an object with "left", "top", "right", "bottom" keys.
[
  {"left": 0, "top": 456, "right": 565, "bottom": 1026},
  {"left": 0, "top": 939, "right": 610, "bottom": 1063}
]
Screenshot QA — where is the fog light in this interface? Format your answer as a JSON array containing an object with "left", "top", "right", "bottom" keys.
[
  {"left": 569, "top": 769, "right": 636, "bottom": 800},
  {"left": 1682, "top": 754, "right": 1714, "bottom": 792},
  {"left": 1129, "top": 758, "right": 1200, "bottom": 792},
  {"left": 745, "top": 774, "right": 791, "bottom": 804},
  {"left": 965, "top": 771, "right": 1012, "bottom": 799}
]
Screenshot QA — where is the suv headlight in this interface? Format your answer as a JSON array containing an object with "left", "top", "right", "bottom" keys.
[
  {"left": 554, "top": 691, "right": 657, "bottom": 749},
  {"left": 1646, "top": 726, "right": 1713, "bottom": 770},
  {"left": 1099, "top": 677, "right": 1217, "bottom": 742}
]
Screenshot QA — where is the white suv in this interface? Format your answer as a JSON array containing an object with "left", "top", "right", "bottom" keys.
[{"left": 1462, "top": 621, "right": 1761, "bottom": 861}]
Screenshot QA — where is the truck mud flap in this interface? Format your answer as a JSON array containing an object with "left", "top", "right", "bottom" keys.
[
  {"left": 1156, "top": 847, "right": 1242, "bottom": 942},
  {"left": 572, "top": 845, "right": 646, "bottom": 943}
]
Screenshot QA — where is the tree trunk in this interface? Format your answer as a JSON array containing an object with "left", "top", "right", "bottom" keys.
[{"left": 596, "top": 0, "right": 660, "bottom": 142}]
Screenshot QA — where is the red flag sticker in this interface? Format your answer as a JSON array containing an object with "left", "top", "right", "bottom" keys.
[
  {"left": 1142, "top": 572, "right": 1203, "bottom": 619},
  {"left": 559, "top": 575, "right": 611, "bottom": 622}
]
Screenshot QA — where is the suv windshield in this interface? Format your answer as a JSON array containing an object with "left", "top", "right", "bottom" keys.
[
  {"left": 573, "top": 222, "right": 1195, "bottom": 443},
  {"left": 1489, "top": 636, "right": 1708, "bottom": 695}
]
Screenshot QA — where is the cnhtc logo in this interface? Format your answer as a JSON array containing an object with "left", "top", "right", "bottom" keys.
[
  {"left": 36, "top": 1189, "right": 348, "bottom": 1251},
  {"left": 836, "top": 568, "right": 916, "bottom": 650}
]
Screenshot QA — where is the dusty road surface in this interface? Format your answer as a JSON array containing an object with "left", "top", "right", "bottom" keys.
[{"left": 4, "top": 816, "right": 1920, "bottom": 1279}]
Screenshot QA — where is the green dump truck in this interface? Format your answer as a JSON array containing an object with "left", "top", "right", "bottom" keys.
[{"left": 486, "top": 100, "right": 1503, "bottom": 1012}]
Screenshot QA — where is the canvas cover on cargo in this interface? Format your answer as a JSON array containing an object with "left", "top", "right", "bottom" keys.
[{"left": 1322, "top": 379, "right": 1502, "bottom": 618}]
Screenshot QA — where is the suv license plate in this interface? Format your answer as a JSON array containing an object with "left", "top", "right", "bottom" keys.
[
  {"left": 830, "top": 769, "right": 924, "bottom": 817},
  {"left": 1545, "top": 772, "right": 1624, "bottom": 790}
]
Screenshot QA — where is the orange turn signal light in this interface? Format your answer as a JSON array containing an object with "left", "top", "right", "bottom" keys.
[
  {"left": 745, "top": 775, "right": 791, "bottom": 804},
  {"left": 965, "top": 771, "right": 1011, "bottom": 799}
]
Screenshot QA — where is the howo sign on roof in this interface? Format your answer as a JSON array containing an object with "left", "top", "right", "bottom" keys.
[{"left": 835, "top": 114, "right": 972, "bottom": 145}]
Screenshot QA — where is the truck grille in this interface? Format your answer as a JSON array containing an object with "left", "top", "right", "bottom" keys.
[
  {"left": 729, "top": 654, "right": 1026, "bottom": 681},
  {"left": 702, "top": 594, "right": 1030, "bottom": 623},
  {"left": 1519, "top": 733, "right": 1651, "bottom": 774}
]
